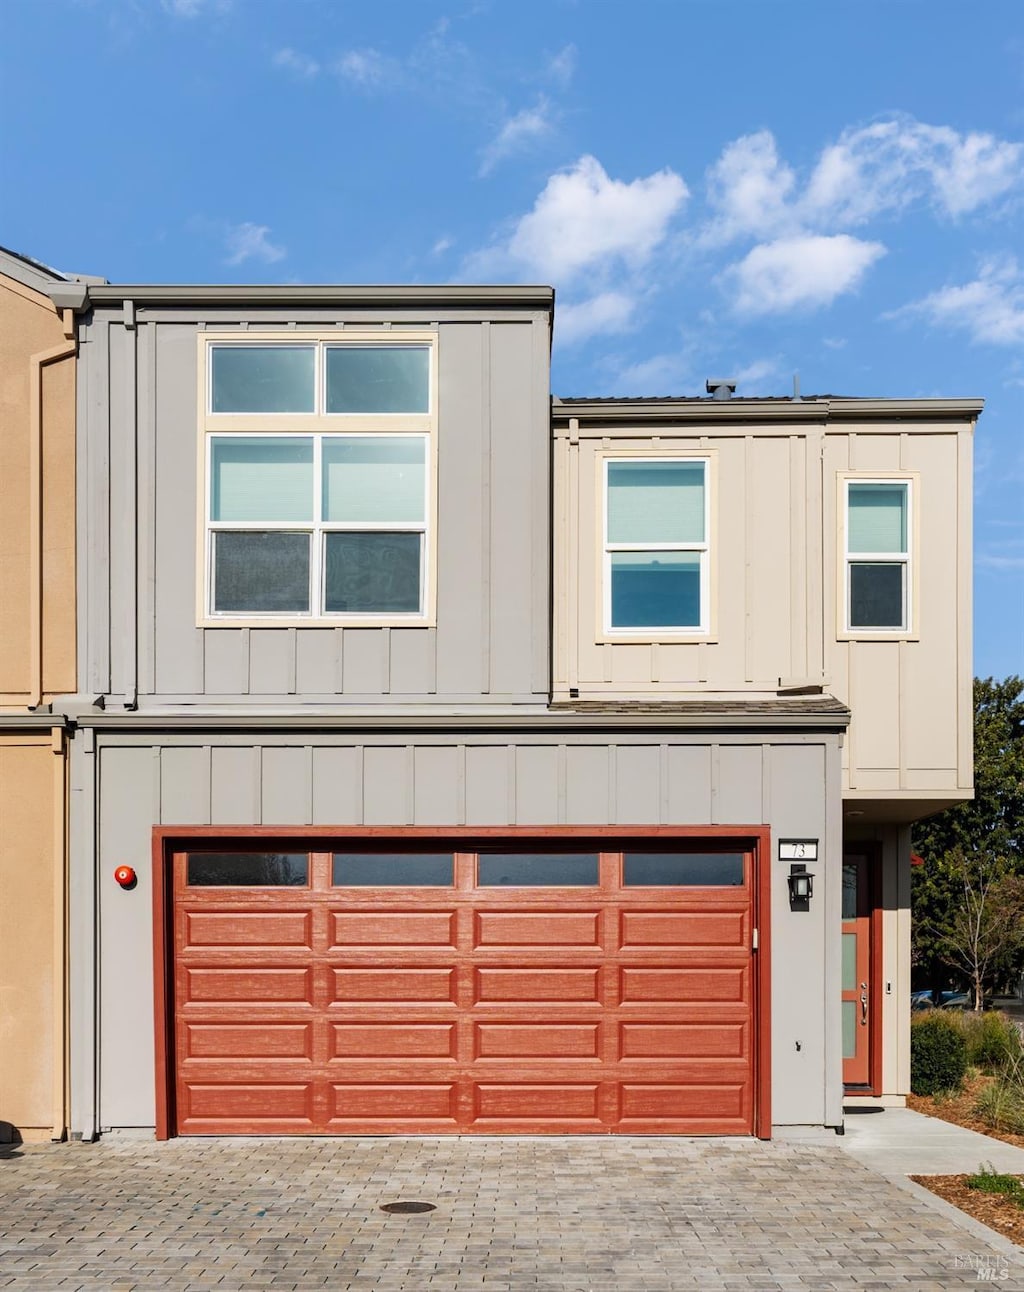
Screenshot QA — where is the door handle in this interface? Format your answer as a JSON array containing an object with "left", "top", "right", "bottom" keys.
[{"left": 860, "top": 992, "right": 868, "bottom": 1025}]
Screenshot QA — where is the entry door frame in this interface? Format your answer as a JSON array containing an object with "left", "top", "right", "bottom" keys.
[
  {"left": 842, "top": 844, "right": 883, "bottom": 1096},
  {"left": 152, "top": 824, "right": 772, "bottom": 1139}
]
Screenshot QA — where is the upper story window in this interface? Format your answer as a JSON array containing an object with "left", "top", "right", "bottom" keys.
[
  {"left": 199, "top": 334, "right": 436, "bottom": 626},
  {"left": 603, "top": 457, "right": 709, "bottom": 636},
  {"left": 844, "top": 480, "right": 911, "bottom": 633}
]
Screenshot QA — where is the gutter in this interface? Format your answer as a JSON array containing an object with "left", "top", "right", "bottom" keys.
[
  {"left": 552, "top": 398, "right": 985, "bottom": 424},
  {"left": 59, "top": 706, "right": 850, "bottom": 734},
  {"left": 28, "top": 315, "right": 77, "bottom": 708},
  {"left": 58, "top": 283, "right": 555, "bottom": 310}
]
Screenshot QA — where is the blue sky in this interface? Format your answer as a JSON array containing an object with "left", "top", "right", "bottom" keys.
[{"left": 3, "top": 0, "right": 1023, "bottom": 679}]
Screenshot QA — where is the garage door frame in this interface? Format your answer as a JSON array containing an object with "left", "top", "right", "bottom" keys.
[{"left": 152, "top": 825, "right": 772, "bottom": 1138}]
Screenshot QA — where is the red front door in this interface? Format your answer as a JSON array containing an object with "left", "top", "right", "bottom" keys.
[{"left": 842, "top": 855, "right": 874, "bottom": 1087}]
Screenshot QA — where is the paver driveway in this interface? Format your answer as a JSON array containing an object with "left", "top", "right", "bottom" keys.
[{"left": 1, "top": 1136, "right": 1022, "bottom": 1290}]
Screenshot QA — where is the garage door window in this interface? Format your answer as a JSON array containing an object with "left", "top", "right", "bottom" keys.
[
  {"left": 477, "top": 853, "right": 600, "bottom": 887},
  {"left": 186, "top": 853, "right": 309, "bottom": 886},
  {"left": 623, "top": 852, "right": 744, "bottom": 886},
  {"left": 332, "top": 853, "right": 454, "bottom": 886}
]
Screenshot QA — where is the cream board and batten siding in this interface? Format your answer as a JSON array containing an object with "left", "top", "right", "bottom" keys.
[
  {"left": 553, "top": 404, "right": 977, "bottom": 803},
  {"left": 76, "top": 296, "right": 552, "bottom": 707},
  {"left": 69, "top": 725, "right": 843, "bottom": 1135}
]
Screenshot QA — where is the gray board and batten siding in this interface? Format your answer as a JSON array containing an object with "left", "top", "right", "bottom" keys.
[
  {"left": 75, "top": 293, "right": 553, "bottom": 707},
  {"left": 71, "top": 724, "right": 844, "bottom": 1137}
]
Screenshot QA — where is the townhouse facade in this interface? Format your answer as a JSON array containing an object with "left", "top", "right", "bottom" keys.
[{"left": 0, "top": 260, "right": 977, "bottom": 1141}]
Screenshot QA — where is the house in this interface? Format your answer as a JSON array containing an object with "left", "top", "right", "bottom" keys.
[
  {"left": 35, "top": 273, "right": 977, "bottom": 1139},
  {"left": 0, "top": 247, "right": 80, "bottom": 1142}
]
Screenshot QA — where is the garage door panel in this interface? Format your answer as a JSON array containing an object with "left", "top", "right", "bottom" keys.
[
  {"left": 329, "top": 1083, "right": 458, "bottom": 1120},
  {"left": 620, "top": 1082, "right": 748, "bottom": 1121},
  {"left": 330, "top": 911, "right": 457, "bottom": 947},
  {"left": 183, "top": 1082, "right": 315, "bottom": 1121},
  {"left": 474, "top": 967, "right": 603, "bottom": 1003},
  {"left": 474, "top": 911, "right": 601, "bottom": 948},
  {"left": 474, "top": 1083, "right": 601, "bottom": 1120},
  {"left": 619, "top": 910, "right": 747, "bottom": 948},
  {"left": 184, "top": 1022, "right": 313, "bottom": 1060},
  {"left": 475, "top": 1023, "right": 600, "bottom": 1059},
  {"left": 331, "top": 1022, "right": 456, "bottom": 1059},
  {"left": 332, "top": 967, "right": 456, "bottom": 1002},
  {"left": 185, "top": 967, "right": 313, "bottom": 1004},
  {"left": 620, "top": 966, "right": 748, "bottom": 1003},
  {"left": 182, "top": 910, "right": 313, "bottom": 948},
  {"left": 620, "top": 1022, "right": 748, "bottom": 1059}
]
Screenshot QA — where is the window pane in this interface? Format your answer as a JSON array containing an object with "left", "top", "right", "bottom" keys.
[
  {"left": 477, "top": 853, "right": 599, "bottom": 887},
  {"left": 211, "top": 346, "right": 315, "bottom": 413},
  {"left": 323, "top": 437, "right": 425, "bottom": 523},
  {"left": 842, "top": 1000, "right": 857, "bottom": 1058},
  {"left": 211, "top": 438, "right": 313, "bottom": 522},
  {"left": 850, "top": 562, "right": 904, "bottom": 629},
  {"left": 332, "top": 853, "right": 453, "bottom": 886},
  {"left": 623, "top": 852, "right": 745, "bottom": 886},
  {"left": 187, "top": 853, "right": 308, "bottom": 886},
  {"left": 607, "top": 461, "right": 705, "bottom": 544},
  {"left": 842, "top": 932, "right": 857, "bottom": 992},
  {"left": 611, "top": 552, "right": 701, "bottom": 629},
  {"left": 214, "top": 532, "right": 310, "bottom": 613},
  {"left": 326, "top": 346, "right": 430, "bottom": 414},
  {"left": 324, "top": 532, "right": 421, "bottom": 614},
  {"left": 842, "top": 863, "right": 858, "bottom": 920},
  {"left": 848, "top": 483, "right": 907, "bottom": 553}
]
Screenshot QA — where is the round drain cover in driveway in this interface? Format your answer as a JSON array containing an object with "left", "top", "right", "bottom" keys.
[{"left": 379, "top": 1201, "right": 436, "bottom": 1214}]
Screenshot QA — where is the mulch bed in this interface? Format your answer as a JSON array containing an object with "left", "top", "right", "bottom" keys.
[
  {"left": 906, "top": 1073, "right": 1024, "bottom": 1150},
  {"left": 910, "top": 1174, "right": 1024, "bottom": 1248},
  {"left": 906, "top": 1072, "right": 1024, "bottom": 1246}
]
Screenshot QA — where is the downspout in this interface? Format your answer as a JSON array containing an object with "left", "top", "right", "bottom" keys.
[
  {"left": 51, "top": 723, "right": 68, "bottom": 1140},
  {"left": 28, "top": 310, "right": 77, "bottom": 709}
]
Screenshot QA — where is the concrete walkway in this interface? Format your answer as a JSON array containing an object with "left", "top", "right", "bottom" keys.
[
  {"left": 3, "top": 1133, "right": 1024, "bottom": 1290},
  {"left": 841, "top": 1106, "right": 1024, "bottom": 1175}
]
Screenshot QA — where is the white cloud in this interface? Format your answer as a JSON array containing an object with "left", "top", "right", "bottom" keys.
[
  {"left": 479, "top": 98, "right": 553, "bottom": 177},
  {"left": 611, "top": 351, "right": 693, "bottom": 396},
  {"left": 431, "top": 236, "right": 454, "bottom": 256},
  {"left": 735, "top": 357, "right": 783, "bottom": 389},
  {"left": 274, "top": 48, "right": 320, "bottom": 79},
  {"left": 894, "top": 257, "right": 1024, "bottom": 345},
  {"left": 728, "top": 235, "right": 885, "bottom": 316},
  {"left": 224, "top": 222, "right": 286, "bottom": 266},
  {"left": 546, "top": 43, "right": 577, "bottom": 87},
  {"left": 704, "top": 117, "right": 1023, "bottom": 246},
  {"left": 334, "top": 48, "right": 400, "bottom": 90},
  {"left": 704, "top": 131, "right": 797, "bottom": 242},
  {"left": 555, "top": 292, "right": 637, "bottom": 346},
  {"left": 161, "top": 0, "right": 229, "bottom": 15},
  {"left": 470, "top": 155, "right": 688, "bottom": 284}
]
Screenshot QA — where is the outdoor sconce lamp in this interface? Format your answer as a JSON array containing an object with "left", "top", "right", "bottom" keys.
[{"left": 787, "top": 864, "right": 814, "bottom": 903}]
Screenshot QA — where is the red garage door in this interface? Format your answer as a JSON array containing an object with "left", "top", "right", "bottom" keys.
[{"left": 165, "top": 841, "right": 762, "bottom": 1135}]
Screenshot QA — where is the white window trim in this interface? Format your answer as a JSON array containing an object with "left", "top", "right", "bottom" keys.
[
  {"left": 599, "top": 453, "right": 713, "bottom": 641},
  {"left": 195, "top": 331, "right": 438, "bottom": 628},
  {"left": 838, "top": 474, "right": 918, "bottom": 640}
]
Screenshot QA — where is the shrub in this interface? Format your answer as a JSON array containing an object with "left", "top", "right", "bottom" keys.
[
  {"left": 960, "top": 1011, "right": 1024, "bottom": 1073},
  {"left": 973, "top": 1077, "right": 1024, "bottom": 1135},
  {"left": 911, "top": 1012, "right": 968, "bottom": 1095},
  {"left": 967, "top": 1164, "right": 1024, "bottom": 1204}
]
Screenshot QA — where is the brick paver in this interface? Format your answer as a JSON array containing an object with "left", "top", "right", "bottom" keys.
[{"left": 1, "top": 1136, "right": 1021, "bottom": 1290}]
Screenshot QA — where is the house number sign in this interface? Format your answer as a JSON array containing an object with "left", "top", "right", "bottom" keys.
[{"left": 779, "top": 839, "right": 818, "bottom": 862}]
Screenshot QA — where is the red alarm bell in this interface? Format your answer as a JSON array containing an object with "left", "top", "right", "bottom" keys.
[{"left": 114, "top": 865, "right": 136, "bottom": 888}]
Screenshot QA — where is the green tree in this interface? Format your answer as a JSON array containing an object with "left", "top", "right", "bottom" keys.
[{"left": 912, "top": 676, "right": 1024, "bottom": 1000}]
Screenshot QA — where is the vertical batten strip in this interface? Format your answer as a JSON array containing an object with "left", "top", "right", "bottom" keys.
[{"left": 480, "top": 322, "right": 492, "bottom": 696}]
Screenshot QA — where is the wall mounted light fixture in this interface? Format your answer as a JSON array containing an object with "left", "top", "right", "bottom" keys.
[{"left": 787, "top": 864, "right": 814, "bottom": 904}]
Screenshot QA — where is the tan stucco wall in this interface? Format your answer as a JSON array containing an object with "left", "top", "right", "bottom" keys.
[
  {"left": 0, "top": 271, "right": 76, "bottom": 705},
  {"left": 0, "top": 735, "right": 63, "bottom": 1141}
]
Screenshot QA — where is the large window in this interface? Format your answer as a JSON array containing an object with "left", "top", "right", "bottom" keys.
[
  {"left": 844, "top": 480, "right": 911, "bottom": 632},
  {"left": 200, "top": 336, "right": 435, "bottom": 624},
  {"left": 603, "top": 457, "right": 709, "bottom": 635}
]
